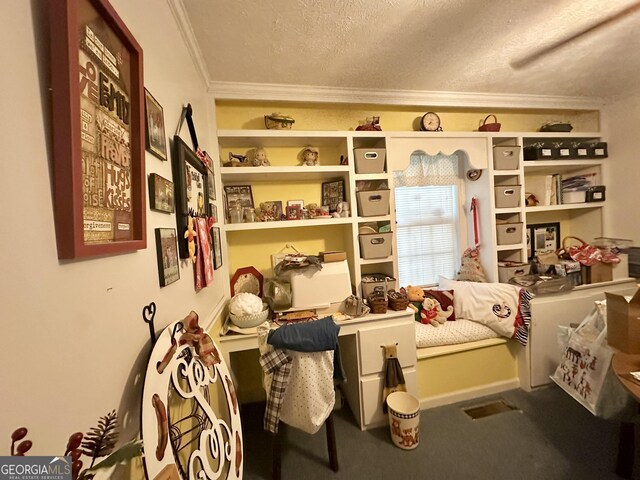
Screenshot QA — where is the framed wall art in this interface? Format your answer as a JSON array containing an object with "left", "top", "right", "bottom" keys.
[
  {"left": 154, "top": 228, "right": 179, "bottom": 287},
  {"left": 144, "top": 88, "right": 167, "bottom": 160},
  {"left": 212, "top": 227, "right": 223, "bottom": 270},
  {"left": 528, "top": 222, "right": 560, "bottom": 259},
  {"left": 148, "top": 173, "right": 174, "bottom": 213},
  {"left": 286, "top": 205, "right": 301, "bottom": 220},
  {"left": 172, "top": 135, "right": 210, "bottom": 258},
  {"left": 48, "top": 0, "right": 146, "bottom": 259},
  {"left": 322, "top": 180, "right": 345, "bottom": 213}
]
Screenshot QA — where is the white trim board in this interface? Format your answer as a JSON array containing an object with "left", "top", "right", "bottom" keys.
[{"left": 419, "top": 379, "right": 520, "bottom": 410}]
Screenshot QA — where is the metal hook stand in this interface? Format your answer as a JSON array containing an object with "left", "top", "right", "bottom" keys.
[{"left": 142, "top": 302, "right": 157, "bottom": 345}]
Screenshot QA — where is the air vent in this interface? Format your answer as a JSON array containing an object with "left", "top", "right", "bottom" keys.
[{"left": 462, "top": 399, "right": 519, "bottom": 420}]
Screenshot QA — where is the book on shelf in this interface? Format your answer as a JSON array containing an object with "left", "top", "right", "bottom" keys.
[{"left": 555, "top": 173, "right": 563, "bottom": 205}]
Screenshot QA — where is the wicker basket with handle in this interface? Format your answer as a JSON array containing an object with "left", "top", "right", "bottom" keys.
[
  {"left": 368, "top": 292, "right": 388, "bottom": 314},
  {"left": 387, "top": 290, "right": 410, "bottom": 311},
  {"left": 478, "top": 114, "right": 501, "bottom": 132}
]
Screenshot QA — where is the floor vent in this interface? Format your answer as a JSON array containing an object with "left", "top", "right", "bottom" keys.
[{"left": 462, "top": 399, "right": 519, "bottom": 420}]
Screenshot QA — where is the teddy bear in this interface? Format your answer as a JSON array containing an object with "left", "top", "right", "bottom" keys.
[
  {"left": 402, "top": 285, "right": 425, "bottom": 322},
  {"left": 420, "top": 296, "right": 454, "bottom": 327}
]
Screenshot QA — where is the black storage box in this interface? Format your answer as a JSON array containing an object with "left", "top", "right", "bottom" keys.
[
  {"left": 587, "top": 142, "right": 608, "bottom": 158},
  {"left": 586, "top": 185, "right": 606, "bottom": 202},
  {"left": 524, "top": 144, "right": 558, "bottom": 160}
]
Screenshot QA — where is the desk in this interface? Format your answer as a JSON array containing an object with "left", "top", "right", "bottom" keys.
[
  {"left": 612, "top": 352, "right": 640, "bottom": 479},
  {"left": 217, "top": 308, "right": 416, "bottom": 429}
]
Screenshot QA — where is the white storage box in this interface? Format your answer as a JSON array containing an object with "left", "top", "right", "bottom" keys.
[
  {"left": 354, "top": 148, "right": 386, "bottom": 174},
  {"left": 493, "top": 146, "right": 520, "bottom": 170},
  {"left": 494, "top": 185, "right": 521, "bottom": 208},
  {"left": 496, "top": 222, "right": 523, "bottom": 245},
  {"left": 289, "top": 260, "right": 352, "bottom": 308},
  {"left": 498, "top": 261, "right": 530, "bottom": 283},
  {"left": 359, "top": 232, "right": 393, "bottom": 259},
  {"left": 356, "top": 189, "right": 390, "bottom": 217},
  {"left": 562, "top": 188, "right": 587, "bottom": 204}
]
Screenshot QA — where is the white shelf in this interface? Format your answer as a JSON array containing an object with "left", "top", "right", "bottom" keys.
[
  {"left": 225, "top": 217, "right": 353, "bottom": 231},
  {"left": 525, "top": 202, "right": 605, "bottom": 212},
  {"left": 496, "top": 244, "right": 524, "bottom": 251},
  {"left": 358, "top": 215, "right": 392, "bottom": 223},
  {"left": 217, "top": 130, "right": 349, "bottom": 147},
  {"left": 221, "top": 165, "right": 349, "bottom": 182},
  {"left": 359, "top": 256, "right": 395, "bottom": 265}
]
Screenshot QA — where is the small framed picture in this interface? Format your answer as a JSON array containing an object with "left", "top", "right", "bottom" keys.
[
  {"left": 155, "top": 228, "right": 180, "bottom": 287},
  {"left": 322, "top": 180, "right": 345, "bottom": 213},
  {"left": 223, "top": 185, "right": 254, "bottom": 221},
  {"left": 210, "top": 204, "right": 218, "bottom": 223},
  {"left": 212, "top": 226, "right": 223, "bottom": 270},
  {"left": 286, "top": 205, "right": 301, "bottom": 220},
  {"left": 144, "top": 89, "right": 167, "bottom": 160},
  {"left": 287, "top": 199, "right": 305, "bottom": 209},
  {"left": 528, "top": 222, "right": 560, "bottom": 259},
  {"left": 207, "top": 165, "right": 216, "bottom": 201},
  {"left": 148, "top": 173, "right": 175, "bottom": 214},
  {"left": 262, "top": 201, "right": 283, "bottom": 220}
]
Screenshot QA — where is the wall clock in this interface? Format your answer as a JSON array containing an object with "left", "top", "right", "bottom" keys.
[{"left": 420, "top": 112, "right": 442, "bottom": 132}]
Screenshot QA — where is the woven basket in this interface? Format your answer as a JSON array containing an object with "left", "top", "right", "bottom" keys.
[
  {"left": 388, "top": 291, "right": 410, "bottom": 311},
  {"left": 264, "top": 113, "right": 295, "bottom": 130},
  {"left": 368, "top": 292, "right": 388, "bottom": 314},
  {"left": 478, "top": 114, "right": 501, "bottom": 132}
]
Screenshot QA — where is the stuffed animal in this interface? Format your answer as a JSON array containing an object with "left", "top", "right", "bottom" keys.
[
  {"left": 403, "top": 285, "right": 425, "bottom": 322},
  {"left": 420, "top": 297, "right": 441, "bottom": 327}
]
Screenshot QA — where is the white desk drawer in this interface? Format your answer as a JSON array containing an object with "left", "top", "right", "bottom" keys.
[
  {"left": 361, "top": 368, "right": 417, "bottom": 428},
  {"left": 357, "top": 320, "right": 416, "bottom": 376}
]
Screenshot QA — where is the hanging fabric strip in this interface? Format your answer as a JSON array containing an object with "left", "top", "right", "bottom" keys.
[{"left": 470, "top": 196, "right": 480, "bottom": 248}]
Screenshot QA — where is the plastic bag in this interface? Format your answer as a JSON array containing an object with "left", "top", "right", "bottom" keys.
[
  {"left": 263, "top": 279, "right": 292, "bottom": 311},
  {"left": 551, "top": 302, "right": 634, "bottom": 418}
]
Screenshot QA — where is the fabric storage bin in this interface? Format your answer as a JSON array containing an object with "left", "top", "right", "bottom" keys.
[
  {"left": 361, "top": 274, "right": 396, "bottom": 299},
  {"left": 359, "top": 232, "right": 393, "bottom": 259},
  {"left": 523, "top": 145, "right": 557, "bottom": 160},
  {"left": 493, "top": 146, "right": 520, "bottom": 170},
  {"left": 496, "top": 222, "right": 523, "bottom": 245},
  {"left": 354, "top": 148, "right": 386, "bottom": 174},
  {"left": 356, "top": 189, "right": 390, "bottom": 217},
  {"left": 562, "top": 188, "right": 587, "bottom": 204},
  {"left": 498, "top": 261, "right": 530, "bottom": 283},
  {"left": 494, "top": 185, "right": 521, "bottom": 208}
]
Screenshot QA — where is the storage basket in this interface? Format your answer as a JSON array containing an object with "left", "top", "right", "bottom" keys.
[
  {"left": 478, "top": 114, "right": 501, "bottom": 132},
  {"left": 387, "top": 290, "right": 410, "bottom": 311},
  {"left": 229, "top": 307, "right": 269, "bottom": 328},
  {"left": 368, "top": 292, "right": 388, "bottom": 314},
  {"left": 354, "top": 148, "right": 386, "bottom": 174}
]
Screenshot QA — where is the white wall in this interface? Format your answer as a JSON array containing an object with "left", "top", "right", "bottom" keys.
[
  {"left": 601, "top": 90, "right": 640, "bottom": 244},
  {"left": 0, "top": 0, "right": 226, "bottom": 456}
]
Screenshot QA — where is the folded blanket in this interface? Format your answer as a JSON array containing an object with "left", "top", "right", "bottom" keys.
[{"left": 267, "top": 316, "right": 340, "bottom": 352}]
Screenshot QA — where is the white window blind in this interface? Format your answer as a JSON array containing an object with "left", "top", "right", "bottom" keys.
[{"left": 394, "top": 153, "right": 461, "bottom": 286}]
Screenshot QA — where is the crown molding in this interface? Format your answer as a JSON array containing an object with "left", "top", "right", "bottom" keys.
[
  {"left": 167, "top": 0, "right": 212, "bottom": 88},
  {"left": 208, "top": 81, "right": 605, "bottom": 110}
]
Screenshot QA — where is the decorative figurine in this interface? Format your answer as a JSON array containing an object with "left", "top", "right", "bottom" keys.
[
  {"left": 224, "top": 152, "right": 249, "bottom": 167},
  {"left": 356, "top": 116, "right": 382, "bottom": 131},
  {"left": 251, "top": 147, "right": 270, "bottom": 167},
  {"left": 300, "top": 147, "right": 319, "bottom": 166},
  {"left": 184, "top": 215, "right": 197, "bottom": 263}
]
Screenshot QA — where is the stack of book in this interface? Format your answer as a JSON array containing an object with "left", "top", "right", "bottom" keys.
[{"left": 543, "top": 173, "right": 597, "bottom": 205}]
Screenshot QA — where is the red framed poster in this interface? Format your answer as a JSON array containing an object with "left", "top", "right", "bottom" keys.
[{"left": 48, "top": 0, "right": 146, "bottom": 259}]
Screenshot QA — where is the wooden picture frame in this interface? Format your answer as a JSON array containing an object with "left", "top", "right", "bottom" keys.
[
  {"left": 223, "top": 185, "right": 253, "bottom": 221},
  {"left": 172, "top": 135, "right": 210, "bottom": 258},
  {"left": 148, "top": 173, "right": 174, "bottom": 213},
  {"left": 528, "top": 222, "right": 560, "bottom": 259},
  {"left": 212, "top": 227, "right": 223, "bottom": 270},
  {"left": 154, "top": 228, "right": 180, "bottom": 287},
  {"left": 144, "top": 89, "right": 167, "bottom": 160},
  {"left": 322, "top": 179, "right": 345, "bottom": 213},
  {"left": 48, "top": 0, "right": 146, "bottom": 259}
]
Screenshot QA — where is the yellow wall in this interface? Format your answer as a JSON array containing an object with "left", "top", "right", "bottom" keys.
[{"left": 216, "top": 100, "right": 600, "bottom": 133}]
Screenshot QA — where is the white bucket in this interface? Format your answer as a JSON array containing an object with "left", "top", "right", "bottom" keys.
[{"left": 387, "top": 391, "right": 420, "bottom": 450}]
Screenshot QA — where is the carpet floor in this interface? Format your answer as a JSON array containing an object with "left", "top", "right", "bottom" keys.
[{"left": 239, "top": 385, "right": 628, "bottom": 480}]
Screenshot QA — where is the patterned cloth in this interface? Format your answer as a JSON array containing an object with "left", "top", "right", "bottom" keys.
[{"left": 259, "top": 348, "right": 292, "bottom": 433}]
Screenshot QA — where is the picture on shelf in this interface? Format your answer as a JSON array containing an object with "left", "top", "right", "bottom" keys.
[
  {"left": 223, "top": 185, "right": 254, "bottom": 221},
  {"left": 286, "top": 205, "right": 301, "bottom": 220},
  {"left": 322, "top": 179, "right": 345, "bottom": 212},
  {"left": 148, "top": 173, "right": 174, "bottom": 213},
  {"left": 144, "top": 89, "right": 167, "bottom": 160},
  {"left": 287, "top": 199, "right": 305, "bottom": 209},
  {"left": 155, "top": 228, "right": 179, "bottom": 286},
  {"left": 261, "top": 201, "right": 283, "bottom": 221},
  {"left": 528, "top": 222, "right": 560, "bottom": 259}
]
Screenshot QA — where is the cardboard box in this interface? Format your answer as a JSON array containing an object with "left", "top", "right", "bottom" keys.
[
  {"left": 606, "top": 289, "right": 640, "bottom": 354},
  {"left": 581, "top": 262, "right": 613, "bottom": 284},
  {"left": 320, "top": 250, "right": 347, "bottom": 263}
]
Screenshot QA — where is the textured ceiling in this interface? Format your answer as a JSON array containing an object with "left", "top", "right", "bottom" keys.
[{"left": 182, "top": 0, "right": 640, "bottom": 99}]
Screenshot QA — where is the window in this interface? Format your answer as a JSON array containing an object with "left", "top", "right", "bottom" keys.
[{"left": 394, "top": 153, "right": 462, "bottom": 286}]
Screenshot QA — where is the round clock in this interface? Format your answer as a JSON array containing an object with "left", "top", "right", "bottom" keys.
[{"left": 420, "top": 112, "right": 442, "bottom": 131}]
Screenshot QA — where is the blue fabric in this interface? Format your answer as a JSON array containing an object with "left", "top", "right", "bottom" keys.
[{"left": 267, "top": 316, "right": 339, "bottom": 352}]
